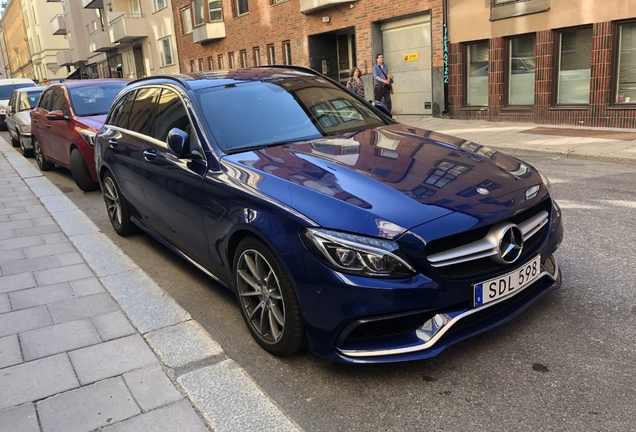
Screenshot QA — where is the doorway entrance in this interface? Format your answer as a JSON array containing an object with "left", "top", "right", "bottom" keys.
[
  {"left": 308, "top": 28, "right": 356, "bottom": 85},
  {"left": 133, "top": 45, "right": 145, "bottom": 78}
]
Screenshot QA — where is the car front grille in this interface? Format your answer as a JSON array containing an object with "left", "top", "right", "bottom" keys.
[{"left": 425, "top": 199, "right": 551, "bottom": 280}]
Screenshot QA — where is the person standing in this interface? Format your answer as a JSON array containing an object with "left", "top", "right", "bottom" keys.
[
  {"left": 346, "top": 67, "right": 365, "bottom": 98},
  {"left": 373, "top": 53, "right": 392, "bottom": 112}
]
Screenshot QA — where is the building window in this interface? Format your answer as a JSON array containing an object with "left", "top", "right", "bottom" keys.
[
  {"left": 208, "top": 56, "right": 215, "bottom": 70},
  {"left": 218, "top": 54, "right": 224, "bottom": 69},
  {"left": 234, "top": 0, "right": 248, "bottom": 16},
  {"left": 507, "top": 34, "right": 536, "bottom": 105},
  {"left": 158, "top": 36, "right": 174, "bottom": 66},
  {"left": 267, "top": 44, "right": 276, "bottom": 65},
  {"left": 253, "top": 47, "right": 261, "bottom": 66},
  {"left": 190, "top": 60, "right": 195, "bottom": 72},
  {"left": 208, "top": 0, "right": 222, "bottom": 21},
  {"left": 199, "top": 58, "right": 204, "bottom": 71},
  {"left": 556, "top": 27, "right": 592, "bottom": 105},
  {"left": 466, "top": 41, "right": 489, "bottom": 106},
  {"left": 283, "top": 41, "right": 292, "bottom": 65},
  {"left": 240, "top": 50, "right": 247, "bottom": 67},
  {"left": 181, "top": 8, "right": 193, "bottom": 34},
  {"left": 229, "top": 52, "right": 235, "bottom": 68},
  {"left": 125, "top": 50, "right": 135, "bottom": 76},
  {"left": 153, "top": 0, "right": 166, "bottom": 12},
  {"left": 616, "top": 22, "right": 636, "bottom": 104},
  {"left": 192, "top": 0, "right": 205, "bottom": 26}
]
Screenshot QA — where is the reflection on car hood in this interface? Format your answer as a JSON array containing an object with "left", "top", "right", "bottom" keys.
[
  {"left": 222, "top": 124, "right": 549, "bottom": 239},
  {"left": 79, "top": 114, "right": 107, "bottom": 131}
]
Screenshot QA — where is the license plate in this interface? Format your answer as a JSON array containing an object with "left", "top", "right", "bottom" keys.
[{"left": 473, "top": 255, "right": 541, "bottom": 307}]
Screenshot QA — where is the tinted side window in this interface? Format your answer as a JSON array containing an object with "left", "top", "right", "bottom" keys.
[
  {"left": 128, "top": 87, "right": 161, "bottom": 135},
  {"left": 153, "top": 89, "right": 192, "bottom": 143},
  {"left": 50, "top": 88, "right": 70, "bottom": 117},
  {"left": 39, "top": 90, "right": 53, "bottom": 110},
  {"left": 108, "top": 91, "right": 133, "bottom": 128}
]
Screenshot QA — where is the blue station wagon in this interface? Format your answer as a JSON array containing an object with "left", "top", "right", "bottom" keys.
[{"left": 95, "top": 67, "right": 563, "bottom": 363}]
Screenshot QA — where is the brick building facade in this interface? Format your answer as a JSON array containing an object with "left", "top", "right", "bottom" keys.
[
  {"left": 172, "top": 0, "right": 446, "bottom": 115},
  {"left": 447, "top": 0, "right": 636, "bottom": 129}
]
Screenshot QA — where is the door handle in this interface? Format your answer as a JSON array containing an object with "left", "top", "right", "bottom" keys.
[
  {"left": 108, "top": 139, "right": 118, "bottom": 148},
  {"left": 46, "top": 124, "right": 51, "bottom": 128},
  {"left": 142, "top": 150, "right": 156, "bottom": 161}
]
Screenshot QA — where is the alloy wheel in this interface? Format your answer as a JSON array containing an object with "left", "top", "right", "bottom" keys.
[
  {"left": 102, "top": 176, "right": 122, "bottom": 228},
  {"left": 236, "top": 249, "right": 286, "bottom": 345}
]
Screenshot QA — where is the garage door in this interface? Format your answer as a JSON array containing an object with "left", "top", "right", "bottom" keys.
[{"left": 381, "top": 14, "right": 432, "bottom": 115}]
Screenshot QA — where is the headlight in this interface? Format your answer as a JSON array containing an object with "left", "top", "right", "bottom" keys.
[
  {"left": 539, "top": 171, "right": 552, "bottom": 195},
  {"left": 80, "top": 130, "right": 97, "bottom": 147},
  {"left": 301, "top": 228, "right": 417, "bottom": 278},
  {"left": 19, "top": 124, "right": 31, "bottom": 134}
]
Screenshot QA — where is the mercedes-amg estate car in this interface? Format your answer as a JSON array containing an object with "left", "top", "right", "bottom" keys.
[{"left": 95, "top": 67, "right": 563, "bottom": 363}]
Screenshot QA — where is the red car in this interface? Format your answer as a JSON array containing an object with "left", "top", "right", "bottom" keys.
[{"left": 31, "top": 79, "right": 127, "bottom": 191}]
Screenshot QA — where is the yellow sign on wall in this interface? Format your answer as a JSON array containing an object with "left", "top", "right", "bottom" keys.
[{"left": 403, "top": 53, "right": 419, "bottom": 62}]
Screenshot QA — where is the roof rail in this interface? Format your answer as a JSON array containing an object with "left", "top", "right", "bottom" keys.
[{"left": 127, "top": 74, "right": 191, "bottom": 88}]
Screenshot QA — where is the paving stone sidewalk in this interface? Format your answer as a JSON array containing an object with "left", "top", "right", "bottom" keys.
[{"left": 0, "top": 138, "right": 301, "bottom": 432}]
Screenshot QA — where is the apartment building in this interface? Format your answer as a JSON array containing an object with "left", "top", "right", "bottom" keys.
[
  {"left": 1, "top": 0, "right": 69, "bottom": 81},
  {"left": 447, "top": 0, "right": 636, "bottom": 128},
  {"left": 76, "top": 0, "right": 180, "bottom": 79},
  {"left": 171, "top": 0, "right": 446, "bottom": 115}
]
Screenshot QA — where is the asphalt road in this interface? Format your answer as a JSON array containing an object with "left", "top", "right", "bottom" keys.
[{"left": 8, "top": 132, "right": 635, "bottom": 432}]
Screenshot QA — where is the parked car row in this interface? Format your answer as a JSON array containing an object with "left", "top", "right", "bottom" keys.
[{"left": 3, "top": 67, "right": 564, "bottom": 364}]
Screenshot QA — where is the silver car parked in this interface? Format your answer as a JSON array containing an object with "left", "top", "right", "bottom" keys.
[{"left": 6, "top": 86, "right": 45, "bottom": 157}]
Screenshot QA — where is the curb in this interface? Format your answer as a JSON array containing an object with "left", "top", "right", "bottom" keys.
[{"left": 0, "top": 138, "right": 302, "bottom": 432}]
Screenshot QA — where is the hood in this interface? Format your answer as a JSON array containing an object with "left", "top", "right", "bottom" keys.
[
  {"left": 222, "top": 124, "right": 549, "bottom": 239},
  {"left": 78, "top": 114, "right": 107, "bottom": 131}
]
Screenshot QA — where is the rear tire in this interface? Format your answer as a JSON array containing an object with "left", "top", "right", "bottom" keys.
[
  {"left": 70, "top": 148, "right": 99, "bottom": 192},
  {"left": 34, "top": 138, "right": 54, "bottom": 171},
  {"left": 234, "top": 237, "right": 306, "bottom": 356},
  {"left": 102, "top": 170, "right": 136, "bottom": 236}
]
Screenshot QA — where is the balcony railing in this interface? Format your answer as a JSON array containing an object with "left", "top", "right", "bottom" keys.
[
  {"left": 300, "top": 0, "right": 358, "bottom": 14},
  {"left": 108, "top": 13, "right": 148, "bottom": 43},
  {"left": 50, "top": 14, "right": 66, "bottom": 35},
  {"left": 82, "top": 0, "right": 104, "bottom": 8},
  {"left": 88, "top": 28, "right": 112, "bottom": 52},
  {"left": 56, "top": 50, "right": 73, "bottom": 66},
  {"left": 193, "top": 21, "right": 226, "bottom": 44}
]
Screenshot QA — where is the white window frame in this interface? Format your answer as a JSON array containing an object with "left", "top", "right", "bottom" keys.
[
  {"left": 229, "top": 52, "right": 235, "bottom": 69},
  {"left": 235, "top": 0, "right": 248, "bottom": 15},
  {"left": 192, "top": 0, "right": 204, "bottom": 26},
  {"left": 253, "top": 47, "right": 260, "bottom": 66},
  {"left": 241, "top": 50, "right": 247, "bottom": 67},
  {"left": 158, "top": 36, "right": 175, "bottom": 67},
  {"left": 153, "top": 0, "right": 167, "bottom": 12},
  {"left": 268, "top": 45, "right": 275, "bottom": 65},
  {"left": 283, "top": 41, "right": 292, "bottom": 65},
  {"left": 208, "top": 0, "right": 222, "bottom": 21},
  {"left": 182, "top": 7, "right": 193, "bottom": 34}
]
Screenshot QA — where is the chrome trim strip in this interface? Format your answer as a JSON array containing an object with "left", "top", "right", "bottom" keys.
[
  {"left": 428, "top": 211, "right": 548, "bottom": 268},
  {"left": 338, "top": 257, "right": 559, "bottom": 358}
]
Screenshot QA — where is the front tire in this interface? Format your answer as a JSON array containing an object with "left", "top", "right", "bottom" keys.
[
  {"left": 102, "top": 171, "right": 136, "bottom": 236},
  {"left": 34, "top": 138, "right": 54, "bottom": 171},
  {"left": 19, "top": 135, "right": 33, "bottom": 158},
  {"left": 234, "top": 237, "right": 306, "bottom": 356},
  {"left": 10, "top": 130, "right": 19, "bottom": 147},
  {"left": 70, "top": 148, "right": 99, "bottom": 192}
]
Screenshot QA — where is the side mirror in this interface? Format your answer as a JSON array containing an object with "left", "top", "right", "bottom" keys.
[
  {"left": 167, "top": 128, "right": 189, "bottom": 159},
  {"left": 46, "top": 110, "right": 67, "bottom": 121},
  {"left": 372, "top": 101, "right": 393, "bottom": 118}
]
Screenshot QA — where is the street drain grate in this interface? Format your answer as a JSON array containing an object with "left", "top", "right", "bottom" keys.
[{"left": 521, "top": 127, "right": 636, "bottom": 141}]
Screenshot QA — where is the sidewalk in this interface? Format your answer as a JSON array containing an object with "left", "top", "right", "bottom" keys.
[
  {"left": 394, "top": 115, "right": 636, "bottom": 165},
  {"left": 0, "top": 136, "right": 301, "bottom": 432}
]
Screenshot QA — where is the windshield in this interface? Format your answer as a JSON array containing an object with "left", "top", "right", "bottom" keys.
[
  {"left": 0, "top": 83, "right": 35, "bottom": 100},
  {"left": 19, "top": 90, "right": 43, "bottom": 111},
  {"left": 69, "top": 82, "right": 126, "bottom": 117},
  {"left": 195, "top": 76, "right": 388, "bottom": 153}
]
